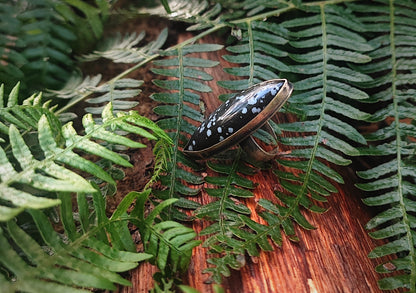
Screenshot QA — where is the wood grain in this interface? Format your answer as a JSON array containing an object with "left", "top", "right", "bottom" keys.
[{"left": 118, "top": 32, "right": 397, "bottom": 293}]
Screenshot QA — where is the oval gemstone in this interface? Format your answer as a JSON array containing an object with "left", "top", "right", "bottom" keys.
[{"left": 184, "top": 79, "right": 293, "bottom": 159}]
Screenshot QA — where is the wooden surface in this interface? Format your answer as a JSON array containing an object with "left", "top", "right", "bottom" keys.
[
  {"left": 119, "top": 33, "right": 395, "bottom": 293},
  {"left": 186, "top": 168, "right": 384, "bottom": 293}
]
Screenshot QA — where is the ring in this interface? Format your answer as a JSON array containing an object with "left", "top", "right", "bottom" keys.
[{"left": 183, "top": 79, "right": 293, "bottom": 161}]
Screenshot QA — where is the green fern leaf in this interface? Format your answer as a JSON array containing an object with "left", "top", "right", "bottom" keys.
[
  {"left": 0, "top": 83, "right": 61, "bottom": 138},
  {"left": 50, "top": 76, "right": 144, "bottom": 120},
  {"left": 151, "top": 43, "right": 223, "bottom": 220},
  {"left": 220, "top": 20, "right": 290, "bottom": 92},
  {"left": 348, "top": 0, "right": 416, "bottom": 291},
  {"left": 131, "top": 190, "right": 201, "bottom": 277},
  {"left": 53, "top": 0, "right": 110, "bottom": 53},
  {"left": 194, "top": 150, "right": 262, "bottom": 282},
  {"left": 260, "top": 4, "right": 373, "bottom": 235},
  {"left": 0, "top": 89, "right": 170, "bottom": 290},
  {"left": 0, "top": 189, "right": 152, "bottom": 292},
  {"left": 17, "top": 0, "right": 77, "bottom": 91},
  {"left": 0, "top": 187, "right": 156, "bottom": 292},
  {"left": 0, "top": 3, "right": 26, "bottom": 93},
  {"left": 0, "top": 83, "right": 170, "bottom": 221},
  {"left": 8, "top": 121, "right": 95, "bottom": 192},
  {"left": 0, "top": 0, "right": 110, "bottom": 94},
  {"left": 81, "top": 29, "right": 168, "bottom": 63}
]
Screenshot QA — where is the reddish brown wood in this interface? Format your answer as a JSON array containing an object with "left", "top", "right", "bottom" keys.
[{"left": 118, "top": 33, "right": 398, "bottom": 293}]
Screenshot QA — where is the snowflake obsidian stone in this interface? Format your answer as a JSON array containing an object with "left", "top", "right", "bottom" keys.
[{"left": 183, "top": 79, "right": 293, "bottom": 159}]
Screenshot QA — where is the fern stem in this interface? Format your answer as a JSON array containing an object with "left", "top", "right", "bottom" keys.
[
  {"left": 247, "top": 21, "right": 255, "bottom": 86},
  {"left": 220, "top": 149, "right": 243, "bottom": 236},
  {"left": 165, "top": 47, "right": 186, "bottom": 218},
  {"left": 389, "top": 0, "right": 416, "bottom": 289},
  {"left": 299, "top": 3, "right": 329, "bottom": 197}
]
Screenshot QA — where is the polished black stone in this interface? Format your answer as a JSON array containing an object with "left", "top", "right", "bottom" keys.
[{"left": 185, "top": 80, "right": 284, "bottom": 152}]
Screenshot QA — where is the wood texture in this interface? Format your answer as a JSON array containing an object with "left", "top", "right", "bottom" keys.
[{"left": 119, "top": 32, "right": 396, "bottom": 293}]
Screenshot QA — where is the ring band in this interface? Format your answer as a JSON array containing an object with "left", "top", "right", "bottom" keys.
[{"left": 240, "top": 122, "right": 279, "bottom": 162}]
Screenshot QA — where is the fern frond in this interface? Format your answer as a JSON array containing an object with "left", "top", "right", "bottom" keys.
[
  {"left": 52, "top": 29, "right": 170, "bottom": 118},
  {"left": 17, "top": 0, "right": 77, "bottom": 91},
  {"left": 0, "top": 83, "right": 59, "bottom": 139},
  {"left": 147, "top": 1, "right": 231, "bottom": 32},
  {"left": 49, "top": 76, "right": 144, "bottom": 120},
  {"left": 194, "top": 149, "right": 262, "bottom": 282},
  {"left": 151, "top": 43, "right": 223, "bottom": 220},
  {"left": 145, "top": 137, "right": 173, "bottom": 190},
  {"left": 0, "top": 83, "right": 170, "bottom": 221},
  {"left": 140, "top": 0, "right": 210, "bottom": 23},
  {"left": 347, "top": 0, "right": 416, "bottom": 291},
  {"left": 130, "top": 190, "right": 201, "bottom": 280},
  {"left": 260, "top": 4, "right": 373, "bottom": 234},
  {"left": 0, "top": 78, "right": 174, "bottom": 290},
  {"left": 46, "top": 74, "right": 102, "bottom": 101},
  {"left": 47, "top": 75, "right": 154, "bottom": 194},
  {"left": 1, "top": 187, "right": 166, "bottom": 292},
  {"left": 0, "top": 0, "right": 111, "bottom": 94},
  {"left": 85, "top": 78, "right": 144, "bottom": 117},
  {"left": 53, "top": 0, "right": 111, "bottom": 53},
  {"left": 0, "top": 187, "right": 153, "bottom": 292},
  {"left": 0, "top": 4, "right": 26, "bottom": 93},
  {"left": 81, "top": 28, "right": 168, "bottom": 63}
]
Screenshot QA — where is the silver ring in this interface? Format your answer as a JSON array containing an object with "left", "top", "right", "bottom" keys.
[{"left": 240, "top": 122, "right": 279, "bottom": 162}]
